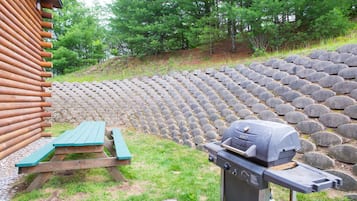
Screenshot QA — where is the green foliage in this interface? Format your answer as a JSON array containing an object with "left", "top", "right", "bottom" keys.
[
  {"left": 311, "top": 8, "right": 352, "bottom": 39},
  {"left": 51, "top": 0, "right": 354, "bottom": 73},
  {"left": 109, "top": 0, "right": 353, "bottom": 57},
  {"left": 196, "top": 14, "right": 224, "bottom": 54},
  {"left": 51, "top": 0, "right": 106, "bottom": 75},
  {"left": 52, "top": 47, "right": 79, "bottom": 74},
  {"left": 109, "top": 0, "right": 211, "bottom": 56}
]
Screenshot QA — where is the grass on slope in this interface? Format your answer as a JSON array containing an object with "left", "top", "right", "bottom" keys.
[
  {"left": 13, "top": 124, "right": 346, "bottom": 201},
  {"left": 50, "top": 25, "right": 357, "bottom": 83}
]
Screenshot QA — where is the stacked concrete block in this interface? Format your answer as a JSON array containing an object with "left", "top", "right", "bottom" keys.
[{"left": 49, "top": 44, "right": 357, "bottom": 192}]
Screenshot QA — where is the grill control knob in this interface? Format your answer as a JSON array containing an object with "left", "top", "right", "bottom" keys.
[
  {"left": 224, "top": 162, "right": 231, "bottom": 170},
  {"left": 208, "top": 155, "right": 214, "bottom": 162},
  {"left": 232, "top": 169, "right": 238, "bottom": 176}
]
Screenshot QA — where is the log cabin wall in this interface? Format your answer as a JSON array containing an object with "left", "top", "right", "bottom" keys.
[{"left": 0, "top": 0, "right": 62, "bottom": 159}]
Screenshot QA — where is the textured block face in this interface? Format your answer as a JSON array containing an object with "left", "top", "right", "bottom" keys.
[{"left": 49, "top": 44, "right": 357, "bottom": 192}]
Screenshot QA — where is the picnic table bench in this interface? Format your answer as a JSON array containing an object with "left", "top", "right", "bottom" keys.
[{"left": 15, "top": 121, "right": 131, "bottom": 191}]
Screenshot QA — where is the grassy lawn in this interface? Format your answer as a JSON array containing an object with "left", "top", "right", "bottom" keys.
[{"left": 12, "top": 124, "right": 347, "bottom": 201}]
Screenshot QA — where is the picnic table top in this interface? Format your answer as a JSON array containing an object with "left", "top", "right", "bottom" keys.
[{"left": 53, "top": 121, "right": 106, "bottom": 147}]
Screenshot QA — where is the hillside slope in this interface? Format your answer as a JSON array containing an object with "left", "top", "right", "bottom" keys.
[
  {"left": 51, "top": 28, "right": 357, "bottom": 83},
  {"left": 47, "top": 44, "right": 357, "bottom": 193}
]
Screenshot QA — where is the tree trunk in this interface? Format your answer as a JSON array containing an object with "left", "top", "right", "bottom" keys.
[{"left": 230, "top": 21, "right": 236, "bottom": 53}]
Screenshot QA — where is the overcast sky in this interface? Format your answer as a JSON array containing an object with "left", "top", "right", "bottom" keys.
[{"left": 78, "top": 0, "right": 113, "bottom": 8}]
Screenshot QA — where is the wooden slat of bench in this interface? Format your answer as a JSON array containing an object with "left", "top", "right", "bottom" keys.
[
  {"left": 15, "top": 141, "right": 55, "bottom": 168},
  {"left": 15, "top": 130, "right": 73, "bottom": 168},
  {"left": 112, "top": 128, "right": 131, "bottom": 160},
  {"left": 19, "top": 157, "right": 130, "bottom": 174},
  {"left": 53, "top": 121, "right": 105, "bottom": 147},
  {"left": 53, "top": 122, "right": 90, "bottom": 146}
]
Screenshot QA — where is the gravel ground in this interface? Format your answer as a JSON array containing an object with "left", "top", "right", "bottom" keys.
[{"left": 0, "top": 137, "right": 53, "bottom": 201}]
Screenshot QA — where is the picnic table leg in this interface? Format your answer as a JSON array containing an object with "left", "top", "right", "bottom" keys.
[
  {"left": 93, "top": 152, "right": 126, "bottom": 182},
  {"left": 26, "top": 154, "right": 66, "bottom": 191},
  {"left": 104, "top": 136, "right": 116, "bottom": 157}
]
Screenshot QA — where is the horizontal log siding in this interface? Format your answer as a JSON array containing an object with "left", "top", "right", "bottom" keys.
[{"left": 0, "top": 0, "right": 54, "bottom": 159}]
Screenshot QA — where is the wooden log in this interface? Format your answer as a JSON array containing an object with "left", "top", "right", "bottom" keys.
[
  {"left": 40, "top": 72, "right": 52, "bottom": 78},
  {"left": 0, "top": 128, "right": 42, "bottom": 152},
  {"left": 0, "top": 70, "right": 52, "bottom": 87},
  {"left": 0, "top": 102, "right": 51, "bottom": 111},
  {"left": 41, "top": 82, "right": 52, "bottom": 87},
  {"left": 0, "top": 69, "right": 43, "bottom": 87},
  {"left": 0, "top": 95, "right": 43, "bottom": 102},
  {"left": 0, "top": 132, "right": 42, "bottom": 160},
  {"left": 17, "top": 1, "right": 41, "bottom": 29},
  {"left": 41, "top": 11, "right": 52, "bottom": 19},
  {"left": 0, "top": 2, "right": 41, "bottom": 42},
  {"left": 40, "top": 51, "right": 52, "bottom": 58},
  {"left": 0, "top": 47, "right": 42, "bottom": 72},
  {"left": 23, "top": 0, "right": 42, "bottom": 21},
  {"left": 0, "top": 35, "right": 41, "bottom": 65},
  {"left": 20, "top": 157, "right": 130, "bottom": 174},
  {"left": 0, "top": 61, "right": 41, "bottom": 81},
  {"left": 0, "top": 6, "right": 41, "bottom": 51},
  {"left": 39, "top": 41, "right": 53, "bottom": 49},
  {"left": 0, "top": 53, "right": 42, "bottom": 77},
  {"left": 0, "top": 108, "right": 43, "bottom": 119},
  {"left": 3, "top": 0, "right": 41, "bottom": 40},
  {"left": 0, "top": 86, "right": 51, "bottom": 97},
  {"left": 40, "top": 21, "right": 53, "bottom": 29},
  {"left": 40, "top": 31, "right": 52, "bottom": 38},
  {"left": 39, "top": 61, "right": 53, "bottom": 68},
  {"left": 41, "top": 2, "right": 53, "bottom": 9},
  {"left": 0, "top": 78, "right": 43, "bottom": 91},
  {"left": 0, "top": 118, "right": 42, "bottom": 135},
  {"left": 41, "top": 132, "right": 52, "bottom": 137},
  {"left": 0, "top": 112, "right": 51, "bottom": 127},
  {"left": 0, "top": 122, "right": 49, "bottom": 143},
  {"left": 0, "top": 22, "right": 40, "bottom": 59}
]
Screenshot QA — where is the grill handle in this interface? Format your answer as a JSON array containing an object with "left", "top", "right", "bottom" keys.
[
  {"left": 312, "top": 179, "right": 335, "bottom": 192},
  {"left": 221, "top": 138, "right": 256, "bottom": 158}
]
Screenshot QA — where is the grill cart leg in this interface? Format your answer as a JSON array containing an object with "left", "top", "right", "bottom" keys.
[
  {"left": 289, "top": 190, "right": 297, "bottom": 201},
  {"left": 221, "top": 169, "right": 271, "bottom": 201}
]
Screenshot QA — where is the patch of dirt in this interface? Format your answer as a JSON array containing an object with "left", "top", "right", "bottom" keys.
[
  {"left": 41, "top": 188, "right": 64, "bottom": 201},
  {"left": 107, "top": 181, "right": 150, "bottom": 200},
  {"left": 85, "top": 174, "right": 109, "bottom": 183},
  {"left": 10, "top": 176, "right": 28, "bottom": 193},
  {"left": 67, "top": 192, "right": 89, "bottom": 201},
  {"left": 79, "top": 40, "right": 253, "bottom": 75},
  {"left": 200, "top": 195, "right": 208, "bottom": 201},
  {"left": 325, "top": 189, "right": 347, "bottom": 199}
]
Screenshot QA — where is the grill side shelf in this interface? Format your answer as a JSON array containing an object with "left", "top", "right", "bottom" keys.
[
  {"left": 263, "top": 162, "right": 342, "bottom": 193},
  {"left": 204, "top": 142, "right": 225, "bottom": 163}
]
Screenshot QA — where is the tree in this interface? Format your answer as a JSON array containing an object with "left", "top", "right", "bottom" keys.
[
  {"left": 51, "top": 0, "right": 106, "bottom": 74},
  {"left": 51, "top": 47, "right": 79, "bottom": 75},
  {"left": 109, "top": 0, "right": 212, "bottom": 56}
]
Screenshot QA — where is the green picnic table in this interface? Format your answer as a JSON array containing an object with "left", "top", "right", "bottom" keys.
[{"left": 15, "top": 121, "right": 131, "bottom": 191}]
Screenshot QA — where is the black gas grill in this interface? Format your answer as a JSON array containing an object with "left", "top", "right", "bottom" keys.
[{"left": 205, "top": 120, "right": 342, "bottom": 201}]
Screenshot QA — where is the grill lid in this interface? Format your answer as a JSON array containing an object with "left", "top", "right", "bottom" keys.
[{"left": 221, "top": 120, "right": 301, "bottom": 167}]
